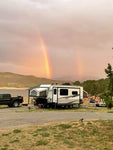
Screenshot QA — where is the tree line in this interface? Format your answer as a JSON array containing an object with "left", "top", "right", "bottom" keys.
[
  {"left": 73, "top": 78, "right": 109, "bottom": 96},
  {"left": 73, "top": 63, "right": 113, "bottom": 109}
]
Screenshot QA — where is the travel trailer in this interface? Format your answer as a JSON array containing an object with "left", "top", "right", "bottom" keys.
[{"left": 29, "top": 84, "right": 83, "bottom": 108}]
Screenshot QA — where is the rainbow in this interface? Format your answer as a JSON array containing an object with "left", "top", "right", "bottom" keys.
[
  {"left": 39, "top": 37, "right": 83, "bottom": 80},
  {"left": 40, "top": 38, "right": 52, "bottom": 79}
]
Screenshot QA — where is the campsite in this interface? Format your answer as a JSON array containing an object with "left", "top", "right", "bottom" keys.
[
  {"left": 0, "top": 84, "right": 113, "bottom": 150},
  {"left": 1, "top": 0, "right": 113, "bottom": 149},
  {"left": 0, "top": 104, "right": 113, "bottom": 150}
]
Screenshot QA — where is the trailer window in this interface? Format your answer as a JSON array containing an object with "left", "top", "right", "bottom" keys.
[
  {"left": 31, "top": 90, "right": 37, "bottom": 96},
  {"left": 72, "top": 91, "right": 78, "bottom": 96},
  {"left": 60, "top": 89, "right": 68, "bottom": 96},
  {"left": 54, "top": 89, "right": 57, "bottom": 95}
]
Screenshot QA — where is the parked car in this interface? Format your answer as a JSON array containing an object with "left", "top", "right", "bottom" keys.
[
  {"left": 89, "top": 99, "right": 95, "bottom": 103},
  {"left": 0, "top": 94, "right": 23, "bottom": 107},
  {"left": 95, "top": 99, "right": 106, "bottom": 107}
]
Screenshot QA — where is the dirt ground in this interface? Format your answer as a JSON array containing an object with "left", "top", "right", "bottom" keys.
[{"left": 0, "top": 107, "right": 113, "bottom": 130}]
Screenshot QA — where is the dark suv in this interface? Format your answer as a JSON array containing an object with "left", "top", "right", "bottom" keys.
[{"left": 0, "top": 94, "right": 23, "bottom": 107}]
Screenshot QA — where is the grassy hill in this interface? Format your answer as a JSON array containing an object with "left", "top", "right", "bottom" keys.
[{"left": 0, "top": 72, "right": 65, "bottom": 88}]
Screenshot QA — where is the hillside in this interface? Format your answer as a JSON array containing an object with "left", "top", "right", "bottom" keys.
[{"left": 0, "top": 72, "right": 66, "bottom": 88}]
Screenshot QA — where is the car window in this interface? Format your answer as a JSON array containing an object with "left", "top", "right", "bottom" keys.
[{"left": 3, "top": 94, "right": 10, "bottom": 99}]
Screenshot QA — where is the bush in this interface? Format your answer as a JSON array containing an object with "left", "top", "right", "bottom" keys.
[
  {"left": 13, "top": 129, "right": 21, "bottom": 133},
  {"left": 100, "top": 91, "right": 113, "bottom": 109}
]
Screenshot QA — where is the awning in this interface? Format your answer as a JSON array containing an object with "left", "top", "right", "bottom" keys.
[
  {"left": 30, "top": 88, "right": 48, "bottom": 97},
  {"left": 34, "top": 88, "right": 48, "bottom": 92}
]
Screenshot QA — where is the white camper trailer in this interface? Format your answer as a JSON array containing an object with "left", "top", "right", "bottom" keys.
[{"left": 29, "top": 84, "right": 83, "bottom": 108}]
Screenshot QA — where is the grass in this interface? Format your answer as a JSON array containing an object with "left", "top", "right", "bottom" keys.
[
  {"left": 35, "top": 139, "right": 49, "bottom": 146},
  {"left": 0, "top": 105, "right": 8, "bottom": 109},
  {"left": 1, "top": 104, "right": 113, "bottom": 113},
  {"left": 13, "top": 129, "right": 21, "bottom": 134},
  {"left": 0, "top": 120, "right": 113, "bottom": 150},
  {"left": 15, "top": 106, "right": 113, "bottom": 113}
]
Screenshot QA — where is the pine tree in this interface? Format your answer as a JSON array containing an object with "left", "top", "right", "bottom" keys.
[
  {"left": 104, "top": 63, "right": 113, "bottom": 109},
  {"left": 105, "top": 63, "right": 113, "bottom": 94}
]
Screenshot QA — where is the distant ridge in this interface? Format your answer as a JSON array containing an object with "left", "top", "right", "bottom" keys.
[{"left": 0, "top": 72, "right": 66, "bottom": 88}]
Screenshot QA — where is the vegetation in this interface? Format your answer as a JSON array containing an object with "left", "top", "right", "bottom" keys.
[
  {"left": 101, "top": 91, "right": 113, "bottom": 109},
  {"left": 73, "top": 78, "right": 109, "bottom": 96},
  {"left": 0, "top": 120, "right": 113, "bottom": 150},
  {"left": 100, "top": 64, "right": 113, "bottom": 109},
  {"left": 73, "top": 64, "right": 113, "bottom": 109},
  {"left": 105, "top": 64, "right": 113, "bottom": 93},
  {"left": 14, "top": 107, "right": 113, "bottom": 113}
]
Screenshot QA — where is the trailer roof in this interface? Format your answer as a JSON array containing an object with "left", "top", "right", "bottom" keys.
[
  {"left": 29, "top": 84, "right": 83, "bottom": 91},
  {"left": 40, "top": 84, "right": 51, "bottom": 88},
  {"left": 29, "top": 84, "right": 51, "bottom": 90},
  {"left": 50, "top": 85, "right": 83, "bottom": 88}
]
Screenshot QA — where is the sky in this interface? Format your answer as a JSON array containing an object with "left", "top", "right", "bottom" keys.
[{"left": 0, "top": 0, "right": 113, "bottom": 81}]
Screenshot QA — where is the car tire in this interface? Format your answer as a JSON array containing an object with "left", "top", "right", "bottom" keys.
[{"left": 13, "top": 101, "right": 19, "bottom": 107}]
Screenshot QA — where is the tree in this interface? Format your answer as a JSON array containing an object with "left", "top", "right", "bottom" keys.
[
  {"left": 103, "top": 63, "right": 113, "bottom": 109},
  {"left": 101, "top": 91, "right": 112, "bottom": 109},
  {"left": 73, "top": 79, "right": 108, "bottom": 96},
  {"left": 62, "top": 82, "right": 71, "bottom": 85},
  {"left": 105, "top": 63, "right": 113, "bottom": 78},
  {"left": 105, "top": 63, "right": 113, "bottom": 93},
  {"left": 73, "top": 81, "right": 81, "bottom": 86}
]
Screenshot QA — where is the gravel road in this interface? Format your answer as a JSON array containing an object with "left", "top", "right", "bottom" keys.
[{"left": 0, "top": 107, "right": 113, "bottom": 130}]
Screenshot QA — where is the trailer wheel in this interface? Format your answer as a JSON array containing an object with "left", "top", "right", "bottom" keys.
[{"left": 13, "top": 101, "right": 19, "bottom": 107}]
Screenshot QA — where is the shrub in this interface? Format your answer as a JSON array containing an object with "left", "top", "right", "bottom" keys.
[{"left": 13, "top": 129, "right": 21, "bottom": 133}]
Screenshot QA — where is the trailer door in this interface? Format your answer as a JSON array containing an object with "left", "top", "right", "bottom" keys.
[
  {"left": 71, "top": 89, "right": 80, "bottom": 103},
  {"left": 53, "top": 88, "right": 58, "bottom": 103}
]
